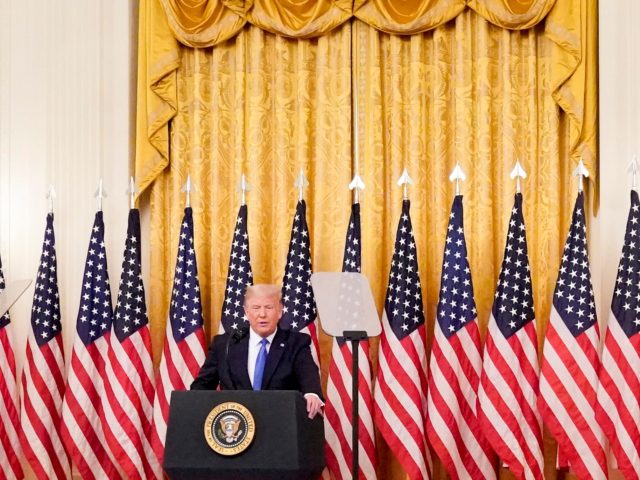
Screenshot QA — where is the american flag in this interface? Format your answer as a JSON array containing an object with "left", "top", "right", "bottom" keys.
[
  {"left": 324, "top": 203, "right": 377, "bottom": 479},
  {"left": 477, "top": 193, "right": 544, "bottom": 480},
  {"left": 597, "top": 190, "right": 640, "bottom": 479},
  {"left": 220, "top": 205, "right": 253, "bottom": 333},
  {"left": 279, "top": 200, "right": 319, "bottom": 363},
  {"left": 426, "top": 195, "right": 496, "bottom": 479},
  {"left": 102, "top": 209, "right": 161, "bottom": 479},
  {"left": 538, "top": 192, "right": 608, "bottom": 479},
  {"left": 374, "top": 199, "right": 431, "bottom": 480},
  {"left": 151, "top": 207, "right": 206, "bottom": 462},
  {"left": 20, "top": 213, "right": 71, "bottom": 479},
  {"left": 60, "top": 211, "right": 122, "bottom": 479},
  {"left": 0, "top": 256, "right": 23, "bottom": 480}
]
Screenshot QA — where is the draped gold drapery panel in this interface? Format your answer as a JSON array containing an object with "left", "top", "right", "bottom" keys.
[{"left": 136, "top": 0, "right": 598, "bottom": 479}]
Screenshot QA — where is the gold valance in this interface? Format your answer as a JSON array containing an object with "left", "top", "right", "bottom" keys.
[
  {"left": 158, "top": 0, "right": 557, "bottom": 46},
  {"left": 135, "top": 0, "right": 596, "bottom": 200}
]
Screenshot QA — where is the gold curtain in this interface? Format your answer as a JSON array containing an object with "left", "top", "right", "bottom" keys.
[{"left": 136, "top": 0, "right": 599, "bottom": 479}]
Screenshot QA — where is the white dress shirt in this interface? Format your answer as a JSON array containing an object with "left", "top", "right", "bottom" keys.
[{"left": 247, "top": 328, "right": 276, "bottom": 388}]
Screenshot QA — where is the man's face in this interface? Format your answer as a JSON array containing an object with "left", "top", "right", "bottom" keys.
[{"left": 244, "top": 294, "right": 282, "bottom": 337}]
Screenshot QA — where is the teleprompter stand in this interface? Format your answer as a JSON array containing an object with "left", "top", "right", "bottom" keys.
[{"left": 311, "top": 273, "right": 381, "bottom": 480}]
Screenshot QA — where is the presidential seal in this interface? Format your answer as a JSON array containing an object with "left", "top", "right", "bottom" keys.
[{"left": 204, "top": 402, "right": 255, "bottom": 456}]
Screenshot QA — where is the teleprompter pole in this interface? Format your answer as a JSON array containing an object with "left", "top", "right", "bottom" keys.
[{"left": 343, "top": 330, "right": 368, "bottom": 480}]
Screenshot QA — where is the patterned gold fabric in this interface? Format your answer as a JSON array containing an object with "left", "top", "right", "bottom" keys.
[{"left": 136, "top": 0, "right": 598, "bottom": 478}]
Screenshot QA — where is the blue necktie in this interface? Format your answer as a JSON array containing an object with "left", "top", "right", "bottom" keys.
[{"left": 253, "top": 338, "right": 269, "bottom": 390}]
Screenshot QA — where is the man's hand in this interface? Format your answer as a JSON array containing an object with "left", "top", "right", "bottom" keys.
[{"left": 304, "top": 393, "right": 324, "bottom": 419}]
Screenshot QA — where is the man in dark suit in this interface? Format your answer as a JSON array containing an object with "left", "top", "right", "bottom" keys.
[{"left": 191, "top": 284, "right": 324, "bottom": 419}]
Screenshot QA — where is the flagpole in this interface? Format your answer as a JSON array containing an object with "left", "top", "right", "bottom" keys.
[
  {"left": 127, "top": 177, "right": 136, "bottom": 210},
  {"left": 294, "top": 169, "right": 308, "bottom": 203},
  {"left": 238, "top": 173, "right": 250, "bottom": 207},
  {"left": 397, "top": 168, "right": 414, "bottom": 200},
  {"left": 46, "top": 185, "right": 56, "bottom": 214},
  {"left": 182, "top": 175, "right": 192, "bottom": 208},
  {"left": 351, "top": 18, "right": 360, "bottom": 206},
  {"left": 496, "top": 157, "right": 526, "bottom": 473},
  {"left": 348, "top": 174, "right": 365, "bottom": 204},
  {"left": 628, "top": 155, "right": 638, "bottom": 191},
  {"left": 510, "top": 160, "right": 527, "bottom": 194},
  {"left": 95, "top": 179, "right": 106, "bottom": 212},
  {"left": 449, "top": 163, "right": 466, "bottom": 196},
  {"left": 573, "top": 158, "right": 589, "bottom": 193}
]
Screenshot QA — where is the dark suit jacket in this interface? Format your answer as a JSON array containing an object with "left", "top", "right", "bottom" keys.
[{"left": 190, "top": 327, "right": 323, "bottom": 399}]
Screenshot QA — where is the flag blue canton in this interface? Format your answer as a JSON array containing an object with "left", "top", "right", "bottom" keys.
[
  {"left": 0, "top": 255, "right": 10, "bottom": 329},
  {"left": 280, "top": 200, "right": 317, "bottom": 331},
  {"left": 77, "top": 212, "right": 113, "bottom": 345},
  {"left": 385, "top": 200, "right": 424, "bottom": 339},
  {"left": 31, "top": 213, "right": 62, "bottom": 346},
  {"left": 113, "top": 209, "right": 148, "bottom": 343},
  {"left": 437, "top": 195, "right": 477, "bottom": 339},
  {"left": 611, "top": 190, "right": 640, "bottom": 338},
  {"left": 170, "top": 207, "right": 203, "bottom": 341},
  {"left": 221, "top": 205, "right": 253, "bottom": 332},
  {"left": 342, "top": 203, "right": 361, "bottom": 273},
  {"left": 493, "top": 193, "right": 535, "bottom": 338},
  {"left": 553, "top": 192, "right": 597, "bottom": 337}
]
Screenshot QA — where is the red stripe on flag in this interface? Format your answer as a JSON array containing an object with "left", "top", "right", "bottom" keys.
[
  {"left": 20, "top": 336, "right": 71, "bottom": 480},
  {"left": 478, "top": 317, "right": 543, "bottom": 480},
  {"left": 538, "top": 309, "right": 607, "bottom": 480},
  {"left": 0, "top": 328, "right": 23, "bottom": 480},
  {"left": 61, "top": 339, "right": 122, "bottom": 480},
  {"left": 597, "top": 315, "right": 640, "bottom": 479},
  {"left": 151, "top": 322, "right": 206, "bottom": 465},
  {"left": 426, "top": 322, "right": 496, "bottom": 480},
  {"left": 375, "top": 319, "right": 430, "bottom": 480}
]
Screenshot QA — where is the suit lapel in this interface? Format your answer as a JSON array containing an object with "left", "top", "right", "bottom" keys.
[
  {"left": 261, "top": 328, "right": 287, "bottom": 389},
  {"left": 229, "top": 335, "right": 252, "bottom": 389}
]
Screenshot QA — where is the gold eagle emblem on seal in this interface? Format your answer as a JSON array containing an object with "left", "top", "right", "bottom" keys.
[{"left": 204, "top": 402, "right": 255, "bottom": 455}]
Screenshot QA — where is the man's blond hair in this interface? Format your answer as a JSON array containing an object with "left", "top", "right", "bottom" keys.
[{"left": 244, "top": 284, "right": 282, "bottom": 304}]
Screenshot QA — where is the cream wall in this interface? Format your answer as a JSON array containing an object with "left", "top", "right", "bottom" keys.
[
  {"left": 0, "top": 1, "right": 137, "bottom": 476},
  {"left": 597, "top": 1, "right": 635, "bottom": 315}
]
